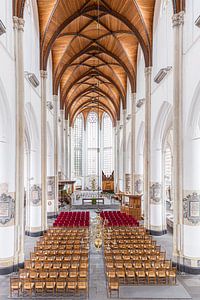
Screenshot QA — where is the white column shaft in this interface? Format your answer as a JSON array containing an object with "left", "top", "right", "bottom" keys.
[
  {"left": 144, "top": 67, "right": 152, "bottom": 229},
  {"left": 123, "top": 110, "right": 127, "bottom": 192},
  {"left": 40, "top": 70, "right": 47, "bottom": 231},
  {"left": 131, "top": 93, "right": 136, "bottom": 194}
]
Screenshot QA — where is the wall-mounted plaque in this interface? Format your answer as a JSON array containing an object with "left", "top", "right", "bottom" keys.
[
  {"left": 47, "top": 176, "right": 55, "bottom": 200},
  {"left": 183, "top": 193, "right": 200, "bottom": 224},
  {"left": 135, "top": 178, "right": 143, "bottom": 194},
  {"left": 150, "top": 182, "right": 162, "bottom": 204},
  {"left": 30, "top": 185, "right": 41, "bottom": 206},
  {"left": 0, "top": 193, "right": 15, "bottom": 225}
]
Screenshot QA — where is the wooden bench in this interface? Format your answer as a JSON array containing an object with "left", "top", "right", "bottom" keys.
[{"left": 82, "top": 198, "right": 104, "bottom": 205}]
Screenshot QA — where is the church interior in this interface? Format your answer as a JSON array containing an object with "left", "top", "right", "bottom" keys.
[{"left": 1, "top": 0, "right": 200, "bottom": 299}]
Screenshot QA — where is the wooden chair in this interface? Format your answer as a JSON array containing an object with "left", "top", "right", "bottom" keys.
[
  {"left": 22, "top": 278, "right": 34, "bottom": 296},
  {"left": 34, "top": 278, "right": 45, "bottom": 294},
  {"left": 135, "top": 269, "right": 146, "bottom": 284},
  {"left": 116, "top": 269, "right": 125, "bottom": 284},
  {"left": 45, "top": 279, "right": 56, "bottom": 294},
  {"left": 166, "top": 267, "right": 176, "bottom": 285},
  {"left": 156, "top": 268, "right": 167, "bottom": 284},
  {"left": 10, "top": 277, "right": 22, "bottom": 297},
  {"left": 67, "top": 278, "right": 77, "bottom": 295},
  {"left": 56, "top": 278, "right": 67, "bottom": 294},
  {"left": 77, "top": 278, "right": 88, "bottom": 297},
  {"left": 146, "top": 268, "right": 156, "bottom": 284},
  {"left": 125, "top": 269, "right": 135, "bottom": 284},
  {"left": 107, "top": 278, "right": 119, "bottom": 298}
]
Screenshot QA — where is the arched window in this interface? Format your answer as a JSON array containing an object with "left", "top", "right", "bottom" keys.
[
  {"left": 74, "top": 114, "right": 83, "bottom": 177},
  {"left": 87, "top": 112, "right": 99, "bottom": 175},
  {"left": 102, "top": 113, "right": 113, "bottom": 175}
]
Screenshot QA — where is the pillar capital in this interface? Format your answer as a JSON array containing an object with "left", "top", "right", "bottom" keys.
[
  {"left": 40, "top": 70, "right": 47, "bottom": 79},
  {"left": 18, "top": 18, "right": 25, "bottom": 31},
  {"left": 13, "top": 16, "right": 19, "bottom": 29},
  {"left": 172, "top": 11, "right": 184, "bottom": 27},
  {"left": 144, "top": 66, "right": 152, "bottom": 76}
]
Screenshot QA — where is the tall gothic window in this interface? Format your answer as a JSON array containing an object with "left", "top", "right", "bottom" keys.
[
  {"left": 87, "top": 112, "right": 99, "bottom": 175},
  {"left": 74, "top": 114, "right": 83, "bottom": 177},
  {"left": 103, "top": 113, "right": 113, "bottom": 175}
]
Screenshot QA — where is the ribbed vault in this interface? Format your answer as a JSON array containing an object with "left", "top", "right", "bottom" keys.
[{"left": 13, "top": 0, "right": 185, "bottom": 124}]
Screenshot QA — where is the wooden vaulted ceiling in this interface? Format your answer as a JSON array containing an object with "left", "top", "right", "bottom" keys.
[{"left": 13, "top": 0, "right": 185, "bottom": 124}]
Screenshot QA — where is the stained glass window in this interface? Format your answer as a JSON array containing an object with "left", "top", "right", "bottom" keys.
[
  {"left": 87, "top": 112, "right": 99, "bottom": 175},
  {"left": 74, "top": 114, "right": 83, "bottom": 177},
  {"left": 103, "top": 113, "right": 113, "bottom": 176}
]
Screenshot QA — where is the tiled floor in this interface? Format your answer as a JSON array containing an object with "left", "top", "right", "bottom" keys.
[{"left": 1, "top": 212, "right": 200, "bottom": 299}]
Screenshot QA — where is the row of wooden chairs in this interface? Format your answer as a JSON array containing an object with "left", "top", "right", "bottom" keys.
[
  {"left": 106, "top": 266, "right": 176, "bottom": 287},
  {"left": 10, "top": 227, "right": 89, "bottom": 298},
  {"left": 10, "top": 277, "right": 88, "bottom": 297},
  {"left": 104, "top": 227, "right": 177, "bottom": 294}
]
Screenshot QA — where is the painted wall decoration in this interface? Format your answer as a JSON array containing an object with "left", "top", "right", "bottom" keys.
[
  {"left": 183, "top": 193, "right": 200, "bottom": 225},
  {"left": 0, "top": 193, "right": 15, "bottom": 225},
  {"left": 30, "top": 185, "right": 41, "bottom": 206},
  {"left": 150, "top": 182, "right": 162, "bottom": 204}
]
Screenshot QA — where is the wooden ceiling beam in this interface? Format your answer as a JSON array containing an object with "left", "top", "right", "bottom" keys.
[
  {"left": 42, "top": 4, "right": 150, "bottom": 70},
  {"left": 61, "top": 68, "right": 125, "bottom": 109},
  {"left": 54, "top": 44, "right": 131, "bottom": 95},
  {"left": 66, "top": 85, "right": 119, "bottom": 116}
]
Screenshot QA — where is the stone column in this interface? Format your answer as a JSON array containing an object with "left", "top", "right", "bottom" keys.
[
  {"left": 60, "top": 110, "right": 65, "bottom": 176},
  {"left": 144, "top": 67, "right": 152, "bottom": 229},
  {"left": 52, "top": 95, "right": 58, "bottom": 215},
  {"left": 25, "top": 148, "right": 42, "bottom": 236},
  {"left": 172, "top": 9, "right": 200, "bottom": 273},
  {"left": 68, "top": 126, "right": 72, "bottom": 179},
  {"left": 40, "top": 70, "right": 47, "bottom": 231},
  {"left": 99, "top": 125, "right": 103, "bottom": 189},
  {"left": 116, "top": 120, "right": 120, "bottom": 192},
  {"left": 122, "top": 109, "right": 127, "bottom": 192},
  {"left": 65, "top": 119, "right": 68, "bottom": 178},
  {"left": 83, "top": 128, "right": 87, "bottom": 189},
  {"left": 150, "top": 147, "right": 167, "bottom": 235},
  {"left": 131, "top": 93, "right": 136, "bottom": 194},
  {"left": 113, "top": 126, "right": 117, "bottom": 192}
]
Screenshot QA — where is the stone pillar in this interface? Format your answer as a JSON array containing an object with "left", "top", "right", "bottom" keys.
[
  {"left": 60, "top": 110, "right": 65, "bottom": 176},
  {"left": 40, "top": 70, "right": 47, "bottom": 231},
  {"left": 68, "top": 126, "right": 72, "bottom": 179},
  {"left": 150, "top": 147, "right": 167, "bottom": 235},
  {"left": 172, "top": 11, "right": 194, "bottom": 272},
  {"left": 65, "top": 119, "right": 68, "bottom": 178},
  {"left": 25, "top": 145, "right": 42, "bottom": 236},
  {"left": 122, "top": 109, "right": 127, "bottom": 192},
  {"left": 131, "top": 93, "right": 136, "bottom": 194},
  {"left": 83, "top": 128, "right": 87, "bottom": 189},
  {"left": 116, "top": 120, "right": 120, "bottom": 192},
  {"left": 99, "top": 125, "right": 103, "bottom": 189},
  {"left": 113, "top": 126, "right": 117, "bottom": 192},
  {"left": 144, "top": 67, "right": 152, "bottom": 229},
  {"left": 46, "top": 95, "right": 58, "bottom": 217}
]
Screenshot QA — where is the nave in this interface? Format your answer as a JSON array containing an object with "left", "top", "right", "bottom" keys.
[
  {"left": 1, "top": 0, "right": 200, "bottom": 299},
  {"left": 0, "top": 207, "right": 197, "bottom": 300}
]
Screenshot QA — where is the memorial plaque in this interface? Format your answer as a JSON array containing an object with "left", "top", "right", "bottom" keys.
[
  {"left": 30, "top": 185, "right": 41, "bottom": 206},
  {"left": 0, "top": 193, "right": 15, "bottom": 225}
]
